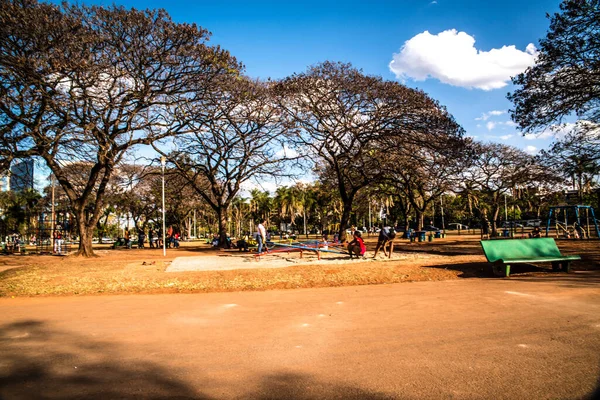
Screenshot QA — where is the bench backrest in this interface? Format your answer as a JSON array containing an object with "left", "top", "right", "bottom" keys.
[{"left": 480, "top": 238, "right": 562, "bottom": 262}]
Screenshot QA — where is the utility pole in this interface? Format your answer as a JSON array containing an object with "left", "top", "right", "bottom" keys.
[
  {"left": 368, "top": 199, "right": 372, "bottom": 232},
  {"left": 440, "top": 195, "right": 445, "bottom": 232},
  {"left": 161, "top": 157, "right": 166, "bottom": 257},
  {"left": 51, "top": 176, "right": 55, "bottom": 252}
]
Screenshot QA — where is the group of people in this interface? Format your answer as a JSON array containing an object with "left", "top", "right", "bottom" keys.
[
  {"left": 116, "top": 226, "right": 181, "bottom": 249},
  {"left": 2, "top": 233, "right": 22, "bottom": 253},
  {"left": 206, "top": 220, "right": 397, "bottom": 259}
]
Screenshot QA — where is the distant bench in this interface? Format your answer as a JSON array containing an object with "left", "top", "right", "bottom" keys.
[{"left": 480, "top": 237, "right": 581, "bottom": 277}]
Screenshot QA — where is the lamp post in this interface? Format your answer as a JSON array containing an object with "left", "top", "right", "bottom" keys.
[
  {"left": 161, "top": 156, "right": 166, "bottom": 257},
  {"left": 440, "top": 194, "right": 445, "bottom": 233}
]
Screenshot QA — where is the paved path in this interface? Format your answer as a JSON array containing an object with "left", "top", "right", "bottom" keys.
[{"left": 2, "top": 272, "right": 600, "bottom": 399}]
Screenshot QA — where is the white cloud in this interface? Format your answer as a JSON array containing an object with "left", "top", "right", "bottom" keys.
[
  {"left": 499, "top": 134, "right": 513, "bottom": 140},
  {"left": 486, "top": 121, "right": 497, "bottom": 131},
  {"left": 504, "top": 120, "right": 518, "bottom": 127},
  {"left": 475, "top": 110, "right": 506, "bottom": 121},
  {"left": 389, "top": 29, "right": 537, "bottom": 90},
  {"left": 240, "top": 180, "right": 278, "bottom": 195},
  {"left": 276, "top": 145, "right": 299, "bottom": 158},
  {"left": 523, "top": 122, "right": 578, "bottom": 140},
  {"left": 524, "top": 145, "right": 537, "bottom": 155}
]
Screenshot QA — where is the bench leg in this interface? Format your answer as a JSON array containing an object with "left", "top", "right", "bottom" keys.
[
  {"left": 552, "top": 262, "right": 561, "bottom": 272},
  {"left": 492, "top": 263, "right": 510, "bottom": 277}
]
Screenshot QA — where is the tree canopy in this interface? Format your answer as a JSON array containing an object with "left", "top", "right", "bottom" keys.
[
  {"left": 0, "top": 0, "right": 239, "bottom": 255},
  {"left": 508, "top": 0, "right": 600, "bottom": 132}
]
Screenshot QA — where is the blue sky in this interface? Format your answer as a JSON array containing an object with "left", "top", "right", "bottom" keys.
[{"left": 50, "top": 0, "right": 564, "bottom": 162}]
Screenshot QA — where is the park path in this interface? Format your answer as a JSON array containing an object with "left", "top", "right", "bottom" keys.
[{"left": 1, "top": 272, "right": 600, "bottom": 399}]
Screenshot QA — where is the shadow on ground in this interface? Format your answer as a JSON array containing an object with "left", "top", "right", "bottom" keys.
[
  {"left": 0, "top": 320, "right": 201, "bottom": 399},
  {"left": 0, "top": 320, "right": 394, "bottom": 399},
  {"left": 422, "top": 260, "right": 600, "bottom": 287}
]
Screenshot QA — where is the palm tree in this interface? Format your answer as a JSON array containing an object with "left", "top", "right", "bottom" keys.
[
  {"left": 250, "top": 189, "right": 272, "bottom": 225},
  {"left": 275, "top": 186, "right": 303, "bottom": 231}
]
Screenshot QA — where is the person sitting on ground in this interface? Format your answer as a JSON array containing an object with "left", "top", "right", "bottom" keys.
[
  {"left": 333, "top": 233, "right": 339, "bottom": 244},
  {"left": 529, "top": 226, "right": 542, "bottom": 238},
  {"left": 347, "top": 231, "right": 366, "bottom": 259},
  {"left": 237, "top": 233, "right": 249, "bottom": 252},
  {"left": 211, "top": 234, "right": 219, "bottom": 248}
]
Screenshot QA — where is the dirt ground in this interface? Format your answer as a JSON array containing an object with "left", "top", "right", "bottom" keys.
[
  {"left": 1, "top": 273, "right": 599, "bottom": 399},
  {"left": 0, "top": 234, "right": 598, "bottom": 297}
]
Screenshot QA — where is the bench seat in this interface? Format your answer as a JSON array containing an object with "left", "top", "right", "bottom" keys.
[
  {"left": 494, "top": 255, "right": 581, "bottom": 264},
  {"left": 481, "top": 238, "right": 581, "bottom": 277}
]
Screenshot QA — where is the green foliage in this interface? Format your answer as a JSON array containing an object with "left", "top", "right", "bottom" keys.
[
  {"left": 0, "top": 189, "right": 41, "bottom": 237},
  {"left": 509, "top": 0, "right": 600, "bottom": 131}
]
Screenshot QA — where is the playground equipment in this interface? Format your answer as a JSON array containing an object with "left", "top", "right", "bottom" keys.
[
  {"left": 35, "top": 211, "right": 73, "bottom": 254},
  {"left": 545, "top": 205, "right": 599, "bottom": 239},
  {"left": 254, "top": 239, "right": 349, "bottom": 260}
]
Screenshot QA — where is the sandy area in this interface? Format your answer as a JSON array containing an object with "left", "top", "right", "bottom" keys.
[{"left": 167, "top": 250, "right": 444, "bottom": 272}]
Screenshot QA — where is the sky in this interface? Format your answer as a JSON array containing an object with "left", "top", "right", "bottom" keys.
[
  {"left": 70, "top": 0, "right": 562, "bottom": 156},
  {"left": 40, "top": 0, "right": 566, "bottom": 190}
]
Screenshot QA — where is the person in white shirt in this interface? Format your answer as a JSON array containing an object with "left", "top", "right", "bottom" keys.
[{"left": 257, "top": 219, "right": 267, "bottom": 254}]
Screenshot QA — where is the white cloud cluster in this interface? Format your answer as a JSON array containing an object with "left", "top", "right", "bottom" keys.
[
  {"left": 524, "top": 145, "right": 537, "bottom": 155},
  {"left": 389, "top": 29, "right": 537, "bottom": 90},
  {"left": 475, "top": 110, "right": 505, "bottom": 121},
  {"left": 523, "top": 122, "right": 578, "bottom": 141}
]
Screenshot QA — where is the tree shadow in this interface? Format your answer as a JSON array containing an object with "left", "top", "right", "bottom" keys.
[
  {"left": 247, "top": 372, "right": 395, "bottom": 399},
  {"left": 391, "top": 243, "right": 482, "bottom": 257},
  {"left": 0, "top": 320, "right": 203, "bottom": 399},
  {"left": 422, "top": 261, "right": 600, "bottom": 286},
  {"left": 0, "top": 320, "right": 402, "bottom": 399}
]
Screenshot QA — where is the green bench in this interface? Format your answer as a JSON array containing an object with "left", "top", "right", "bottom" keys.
[{"left": 480, "top": 238, "right": 581, "bottom": 277}]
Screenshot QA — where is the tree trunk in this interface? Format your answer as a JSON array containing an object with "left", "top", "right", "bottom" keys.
[
  {"left": 217, "top": 209, "right": 229, "bottom": 248},
  {"left": 75, "top": 212, "right": 96, "bottom": 257},
  {"left": 338, "top": 198, "right": 354, "bottom": 242},
  {"left": 414, "top": 209, "right": 424, "bottom": 231},
  {"left": 491, "top": 206, "right": 500, "bottom": 236},
  {"left": 303, "top": 209, "right": 307, "bottom": 238}
]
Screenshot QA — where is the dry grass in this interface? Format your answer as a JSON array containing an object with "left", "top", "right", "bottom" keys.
[{"left": 1, "top": 235, "right": 598, "bottom": 297}]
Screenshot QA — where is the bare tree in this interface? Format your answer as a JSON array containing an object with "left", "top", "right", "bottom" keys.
[
  {"left": 461, "top": 143, "right": 539, "bottom": 235},
  {"left": 0, "top": 1, "right": 239, "bottom": 256},
  {"left": 538, "top": 122, "right": 600, "bottom": 199},
  {"left": 276, "top": 61, "right": 465, "bottom": 240},
  {"left": 382, "top": 136, "right": 472, "bottom": 230},
  {"left": 155, "top": 77, "right": 293, "bottom": 246}
]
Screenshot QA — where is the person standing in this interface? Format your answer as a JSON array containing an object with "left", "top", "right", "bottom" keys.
[
  {"left": 148, "top": 229, "right": 154, "bottom": 248},
  {"left": 167, "top": 226, "right": 174, "bottom": 248},
  {"left": 257, "top": 219, "right": 267, "bottom": 254},
  {"left": 138, "top": 229, "right": 146, "bottom": 249}
]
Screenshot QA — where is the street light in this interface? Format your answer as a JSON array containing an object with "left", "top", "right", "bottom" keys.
[{"left": 161, "top": 156, "right": 166, "bottom": 257}]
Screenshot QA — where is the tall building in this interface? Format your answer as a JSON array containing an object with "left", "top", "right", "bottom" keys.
[{"left": 9, "top": 159, "right": 34, "bottom": 192}]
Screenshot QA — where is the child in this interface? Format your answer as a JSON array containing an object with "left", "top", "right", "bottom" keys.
[{"left": 347, "top": 231, "right": 366, "bottom": 259}]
